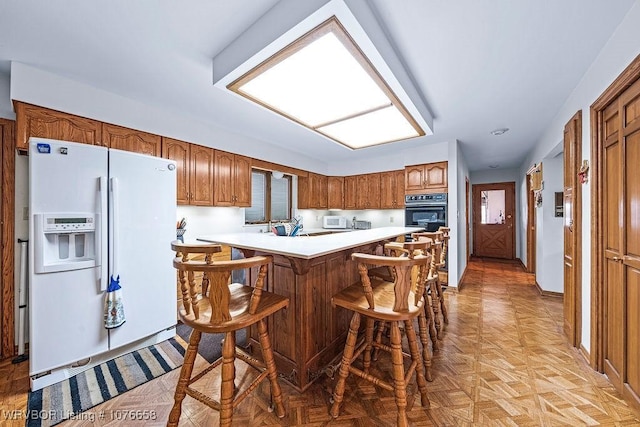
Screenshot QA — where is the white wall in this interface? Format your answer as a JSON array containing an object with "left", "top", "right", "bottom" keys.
[
  {"left": 455, "top": 141, "right": 470, "bottom": 283},
  {"left": 326, "top": 140, "right": 449, "bottom": 175},
  {"left": 0, "top": 72, "right": 13, "bottom": 119},
  {"left": 518, "top": 1, "right": 640, "bottom": 354}
]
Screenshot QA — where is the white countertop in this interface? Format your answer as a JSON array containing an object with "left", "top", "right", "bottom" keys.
[{"left": 197, "top": 226, "right": 422, "bottom": 259}]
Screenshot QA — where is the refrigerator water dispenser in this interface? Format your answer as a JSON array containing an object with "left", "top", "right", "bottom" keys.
[{"left": 33, "top": 213, "right": 99, "bottom": 273}]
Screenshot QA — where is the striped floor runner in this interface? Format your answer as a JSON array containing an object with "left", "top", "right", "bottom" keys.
[{"left": 26, "top": 338, "right": 185, "bottom": 427}]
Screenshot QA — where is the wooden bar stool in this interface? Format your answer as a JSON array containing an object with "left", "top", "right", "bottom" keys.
[
  {"left": 369, "top": 240, "right": 439, "bottom": 372},
  {"left": 330, "top": 245, "right": 432, "bottom": 427},
  {"left": 168, "top": 241, "right": 289, "bottom": 427},
  {"left": 438, "top": 227, "right": 451, "bottom": 323},
  {"left": 413, "top": 231, "right": 448, "bottom": 338}
]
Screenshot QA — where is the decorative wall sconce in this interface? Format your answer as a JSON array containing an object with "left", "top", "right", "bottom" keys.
[
  {"left": 535, "top": 190, "right": 543, "bottom": 207},
  {"left": 578, "top": 160, "right": 589, "bottom": 184}
]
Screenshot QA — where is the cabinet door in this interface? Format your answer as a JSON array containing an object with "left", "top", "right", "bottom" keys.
[
  {"left": 379, "top": 171, "right": 395, "bottom": 209},
  {"left": 405, "top": 164, "right": 425, "bottom": 192},
  {"left": 233, "top": 154, "right": 252, "bottom": 207},
  {"left": 425, "top": 161, "right": 448, "bottom": 192},
  {"left": 311, "top": 173, "right": 328, "bottom": 209},
  {"left": 367, "top": 173, "right": 381, "bottom": 209},
  {"left": 15, "top": 102, "right": 103, "bottom": 151},
  {"left": 102, "top": 123, "right": 161, "bottom": 156},
  {"left": 356, "top": 174, "right": 380, "bottom": 210},
  {"left": 297, "top": 175, "right": 310, "bottom": 209},
  {"left": 356, "top": 175, "right": 368, "bottom": 209},
  {"left": 393, "top": 169, "right": 405, "bottom": 207},
  {"left": 344, "top": 176, "right": 357, "bottom": 210},
  {"left": 327, "top": 176, "right": 344, "bottom": 209},
  {"left": 214, "top": 150, "right": 235, "bottom": 206},
  {"left": 191, "top": 145, "right": 215, "bottom": 206},
  {"left": 162, "top": 137, "right": 190, "bottom": 205}
]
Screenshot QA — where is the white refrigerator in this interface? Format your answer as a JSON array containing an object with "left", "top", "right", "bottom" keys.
[{"left": 28, "top": 138, "right": 177, "bottom": 390}]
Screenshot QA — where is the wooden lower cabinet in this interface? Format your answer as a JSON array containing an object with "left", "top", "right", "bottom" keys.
[{"left": 243, "top": 243, "right": 378, "bottom": 391}]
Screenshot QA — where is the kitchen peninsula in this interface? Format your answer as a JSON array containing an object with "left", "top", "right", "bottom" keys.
[{"left": 198, "top": 226, "right": 421, "bottom": 391}]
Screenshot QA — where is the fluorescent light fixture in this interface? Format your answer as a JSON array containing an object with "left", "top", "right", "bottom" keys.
[{"left": 227, "top": 17, "right": 424, "bottom": 149}]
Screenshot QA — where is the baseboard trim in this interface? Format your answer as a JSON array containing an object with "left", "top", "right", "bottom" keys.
[
  {"left": 535, "top": 281, "right": 563, "bottom": 297},
  {"left": 455, "top": 265, "right": 469, "bottom": 293},
  {"left": 579, "top": 344, "right": 591, "bottom": 366},
  {"left": 517, "top": 258, "right": 527, "bottom": 271}
]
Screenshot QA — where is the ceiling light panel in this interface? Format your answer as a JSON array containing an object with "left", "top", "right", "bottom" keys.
[
  {"left": 228, "top": 17, "right": 425, "bottom": 149},
  {"left": 318, "top": 105, "right": 420, "bottom": 149},
  {"left": 239, "top": 30, "right": 390, "bottom": 126}
]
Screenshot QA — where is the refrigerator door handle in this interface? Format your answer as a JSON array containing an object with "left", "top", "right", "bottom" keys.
[
  {"left": 98, "top": 176, "right": 108, "bottom": 291},
  {"left": 109, "top": 177, "right": 120, "bottom": 279}
]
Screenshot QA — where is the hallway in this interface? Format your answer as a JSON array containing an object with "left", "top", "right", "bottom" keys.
[{"left": 1, "top": 259, "right": 639, "bottom": 425}]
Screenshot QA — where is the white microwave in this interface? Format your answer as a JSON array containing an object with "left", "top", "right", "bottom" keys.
[{"left": 323, "top": 215, "right": 347, "bottom": 229}]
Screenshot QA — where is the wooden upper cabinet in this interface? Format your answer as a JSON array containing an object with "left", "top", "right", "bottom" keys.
[
  {"left": 15, "top": 102, "right": 103, "bottom": 151},
  {"left": 191, "top": 145, "right": 215, "bottom": 206},
  {"left": 405, "top": 161, "right": 448, "bottom": 194},
  {"left": 356, "top": 173, "right": 380, "bottom": 210},
  {"left": 344, "top": 176, "right": 357, "bottom": 210},
  {"left": 162, "top": 137, "right": 191, "bottom": 205},
  {"left": 311, "top": 173, "right": 328, "bottom": 209},
  {"left": 162, "top": 138, "right": 214, "bottom": 206},
  {"left": 102, "top": 123, "right": 161, "bottom": 156},
  {"left": 328, "top": 176, "right": 344, "bottom": 209},
  {"left": 233, "top": 154, "right": 252, "bottom": 207},
  {"left": 297, "top": 175, "right": 310, "bottom": 209},
  {"left": 394, "top": 169, "right": 405, "bottom": 207},
  {"left": 380, "top": 170, "right": 405, "bottom": 209},
  {"left": 214, "top": 150, "right": 252, "bottom": 207},
  {"left": 297, "top": 172, "right": 328, "bottom": 209},
  {"left": 405, "top": 164, "right": 426, "bottom": 192}
]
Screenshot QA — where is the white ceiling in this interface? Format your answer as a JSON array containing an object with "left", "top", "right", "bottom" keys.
[{"left": 0, "top": 0, "right": 635, "bottom": 171}]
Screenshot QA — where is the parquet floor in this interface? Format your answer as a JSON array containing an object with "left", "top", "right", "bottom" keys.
[{"left": 2, "top": 258, "right": 640, "bottom": 426}]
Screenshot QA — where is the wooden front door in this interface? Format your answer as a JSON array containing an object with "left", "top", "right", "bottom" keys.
[
  {"left": 563, "top": 111, "right": 582, "bottom": 348},
  {"left": 601, "top": 76, "right": 640, "bottom": 405},
  {"left": 472, "top": 182, "right": 516, "bottom": 259}
]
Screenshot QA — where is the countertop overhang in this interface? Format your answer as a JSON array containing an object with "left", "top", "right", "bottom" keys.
[{"left": 197, "top": 226, "right": 423, "bottom": 259}]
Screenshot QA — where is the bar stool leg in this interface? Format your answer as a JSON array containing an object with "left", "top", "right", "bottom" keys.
[
  {"left": 405, "top": 320, "right": 430, "bottom": 407},
  {"left": 330, "top": 312, "right": 361, "bottom": 418},
  {"left": 390, "top": 321, "right": 409, "bottom": 427},
  {"left": 425, "top": 295, "right": 439, "bottom": 352},
  {"left": 257, "top": 318, "right": 286, "bottom": 418},
  {"left": 437, "top": 278, "right": 449, "bottom": 324},
  {"left": 363, "top": 317, "right": 375, "bottom": 374},
  {"left": 168, "top": 330, "right": 201, "bottom": 427},
  {"left": 430, "top": 279, "right": 442, "bottom": 339},
  {"left": 372, "top": 321, "right": 387, "bottom": 361},
  {"left": 220, "top": 331, "right": 236, "bottom": 427},
  {"left": 417, "top": 310, "right": 433, "bottom": 381}
]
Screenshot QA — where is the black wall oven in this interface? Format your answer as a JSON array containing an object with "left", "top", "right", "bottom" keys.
[{"left": 405, "top": 193, "right": 448, "bottom": 232}]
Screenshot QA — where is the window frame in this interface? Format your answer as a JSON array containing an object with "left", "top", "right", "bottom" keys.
[{"left": 245, "top": 169, "right": 293, "bottom": 224}]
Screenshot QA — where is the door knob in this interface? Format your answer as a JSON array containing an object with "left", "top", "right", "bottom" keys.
[{"left": 612, "top": 256, "right": 623, "bottom": 262}]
